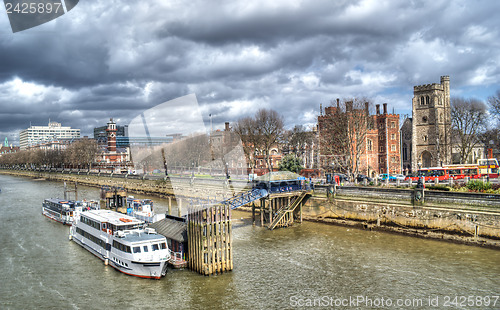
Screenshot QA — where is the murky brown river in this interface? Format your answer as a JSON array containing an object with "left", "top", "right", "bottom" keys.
[{"left": 1, "top": 174, "right": 499, "bottom": 309}]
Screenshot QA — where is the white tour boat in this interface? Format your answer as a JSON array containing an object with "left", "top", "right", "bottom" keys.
[
  {"left": 42, "top": 199, "right": 99, "bottom": 225},
  {"left": 126, "top": 197, "right": 165, "bottom": 223},
  {"left": 69, "top": 209, "right": 171, "bottom": 279}
]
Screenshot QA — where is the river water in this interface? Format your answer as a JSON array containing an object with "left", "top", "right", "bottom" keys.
[{"left": 0, "top": 174, "right": 499, "bottom": 309}]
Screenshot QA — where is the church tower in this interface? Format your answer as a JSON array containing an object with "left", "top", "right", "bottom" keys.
[{"left": 411, "top": 76, "right": 452, "bottom": 171}]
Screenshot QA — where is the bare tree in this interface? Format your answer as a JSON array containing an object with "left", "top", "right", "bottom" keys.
[
  {"left": 282, "top": 125, "right": 314, "bottom": 168},
  {"left": 488, "top": 90, "right": 500, "bottom": 124},
  {"left": 451, "top": 97, "right": 487, "bottom": 164},
  {"left": 234, "top": 116, "right": 261, "bottom": 174},
  {"left": 254, "top": 109, "right": 284, "bottom": 173}
]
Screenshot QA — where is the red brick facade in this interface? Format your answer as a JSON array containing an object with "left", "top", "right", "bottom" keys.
[{"left": 318, "top": 102, "right": 401, "bottom": 178}]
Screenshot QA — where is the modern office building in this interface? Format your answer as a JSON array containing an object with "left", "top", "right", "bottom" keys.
[
  {"left": 94, "top": 124, "right": 129, "bottom": 147},
  {"left": 19, "top": 121, "right": 80, "bottom": 149}
]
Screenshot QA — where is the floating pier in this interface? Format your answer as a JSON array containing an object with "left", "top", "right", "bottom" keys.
[{"left": 100, "top": 186, "right": 127, "bottom": 213}]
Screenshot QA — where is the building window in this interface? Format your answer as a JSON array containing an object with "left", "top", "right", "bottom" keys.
[
  {"left": 391, "top": 133, "right": 396, "bottom": 140},
  {"left": 391, "top": 144, "right": 396, "bottom": 152},
  {"left": 391, "top": 122, "right": 396, "bottom": 128},
  {"left": 426, "top": 95, "right": 430, "bottom": 105},
  {"left": 402, "top": 143, "right": 408, "bottom": 161},
  {"left": 391, "top": 157, "right": 396, "bottom": 163},
  {"left": 422, "top": 116, "right": 427, "bottom": 123},
  {"left": 379, "top": 157, "right": 384, "bottom": 163},
  {"left": 423, "top": 135, "right": 428, "bottom": 142},
  {"left": 367, "top": 139, "right": 373, "bottom": 151},
  {"left": 380, "top": 146, "right": 384, "bottom": 152},
  {"left": 420, "top": 97, "right": 425, "bottom": 105}
]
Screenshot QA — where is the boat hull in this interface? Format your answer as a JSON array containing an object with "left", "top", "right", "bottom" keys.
[
  {"left": 42, "top": 205, "right": 73, "bottom": 226},
  {"left": 69, "top": 222, "right": 169, "bottom": 279}
]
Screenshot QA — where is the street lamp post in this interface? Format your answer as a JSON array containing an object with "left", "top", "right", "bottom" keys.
[{"left": 417, "top": 162, "right": 423, "bottom": 186}]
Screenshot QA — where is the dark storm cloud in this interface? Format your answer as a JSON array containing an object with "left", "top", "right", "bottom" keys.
[{"left": 1, "top": 0, "right": 500, "bottom": 144}]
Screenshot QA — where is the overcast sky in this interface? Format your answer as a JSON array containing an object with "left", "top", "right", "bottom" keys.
[{"left": 1, "top": 0, "right": 499, "bottom": 144}]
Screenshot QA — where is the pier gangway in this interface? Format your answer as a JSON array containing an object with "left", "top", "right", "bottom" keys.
[{"left": 221, "top": 188, "right": 269, "bottom": 209}]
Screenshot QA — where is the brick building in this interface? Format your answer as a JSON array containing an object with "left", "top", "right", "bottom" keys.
[
  {"left": 318, "top": 99, "right": 401, "bottom": 178},
  {"left": 98, "top": 118, "right": 129, "bottom": 164}
]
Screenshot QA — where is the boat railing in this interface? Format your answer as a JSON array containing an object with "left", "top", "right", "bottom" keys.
[{"left": 168, "top": 250, "right": 184, "bottom": 263}]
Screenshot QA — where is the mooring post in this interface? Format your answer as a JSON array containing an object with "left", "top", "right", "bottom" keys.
[
  {"left": 252, "top": 202, "right": 255, "bottom": 226},
  {"left": 269, "top": 199, "right": 273, "bottom": 224},
  {"left": 260, "top": 199, "right": 264, "bottom": 226},
  {"left": 178, "top": 198, "right": 182, "bottom": 217}
]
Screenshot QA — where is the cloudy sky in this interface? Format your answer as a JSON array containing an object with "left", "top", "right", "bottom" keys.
[{"left": 1, "top": 0, "right": 499, "bottom": 144}]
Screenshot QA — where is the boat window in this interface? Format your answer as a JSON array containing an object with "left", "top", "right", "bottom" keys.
[
  {"left": 133, "top": 247, "right": 141, "bottom": 253},
  {"left": 160, "top": 243, "right": 167, "bottom": 250},
  {"left": 143, "top": 245, "right": 149, "bottom": 252},
  {"left": 152, "top": 244, "right": 159, "bottom": 251}
]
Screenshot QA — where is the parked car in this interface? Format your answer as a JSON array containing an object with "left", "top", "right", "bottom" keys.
[
  {"left": 394, "top": 174, "right": 406, "bottom": 181},
  {"left": 378, "top": 173, "right": 397, "bottom": 181},
  {"left": 356, "top": 174, "right": 372, "bottom": 182}
]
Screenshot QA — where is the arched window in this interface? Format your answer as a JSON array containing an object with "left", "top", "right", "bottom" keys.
[
  {"left": 426, "top": 96, "right": 430, "bottom": 105},
  {"left": 402, "top": 143, "right": 408, "bottom": 161},
  {"left": 420, "top": 97, "right": 425, "bottom": 105}
]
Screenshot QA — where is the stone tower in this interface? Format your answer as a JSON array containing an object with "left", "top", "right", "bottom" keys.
[{"left": 411, "top": 76, "right": 452, "bottom": 171}]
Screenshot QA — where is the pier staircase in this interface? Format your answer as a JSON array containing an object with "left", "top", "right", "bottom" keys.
[{"left": 268, "top": 191, "right": 308, "bottom": 230}]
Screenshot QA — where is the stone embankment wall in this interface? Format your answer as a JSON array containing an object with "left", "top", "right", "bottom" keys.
[
  {"left": 303, "top": 186, "right": 500, "bottom": 248},
  {"left": 0, "top": 170, "right": 234, "bottom": 201}
]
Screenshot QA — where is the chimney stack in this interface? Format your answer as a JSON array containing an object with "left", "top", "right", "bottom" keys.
[
  {"left": 376, "top": 104, "right": 380, "bottom": 115},
  {"left": 365, "top": 102, "right": 369, "bottom": 116},
  {"left": 346, "top": 101, "right": 353, "bottom": 112},
  {"left": 225, "top": 122, "right": 230, "bottom": 131},
  {"left": 336, "top": 98, "right": 340, "bottom": 109},
  {"left": 383, "top": 103, "right": 387, "bottom": 114}
]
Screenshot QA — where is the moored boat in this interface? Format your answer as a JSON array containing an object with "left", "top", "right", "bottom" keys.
[
  {"left": 126, "top": 197, "right": 165, "bottom": 223},
  {"left": 69, "top": 209, "right": 171, "bottom": 279},
  {"left": 42, "top": 199, "right": 99, "bottom": 225}
]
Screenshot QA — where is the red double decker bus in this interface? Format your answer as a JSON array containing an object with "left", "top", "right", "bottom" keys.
[{"left": 405, "top": 159, "right": 499, "bottom": 182}]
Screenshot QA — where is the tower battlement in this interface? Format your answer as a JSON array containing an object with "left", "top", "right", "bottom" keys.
[
  {"left": 414, "top": 83, "right": 443, "bottom": 92},
  {"left": 414, "top": 75, "right": 449, "bottom": 93}
]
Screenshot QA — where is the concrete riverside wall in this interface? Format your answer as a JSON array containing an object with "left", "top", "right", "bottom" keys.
[
  {"left": 327, "top": 185, "right": 500, "bottom": 207},
  {"left": 302, "top": 190, "right": 500, "bottom": 248}
]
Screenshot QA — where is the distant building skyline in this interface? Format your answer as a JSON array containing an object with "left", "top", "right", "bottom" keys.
[{"left": 19, "top": 121, "right": 81, "bottom": 150}]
